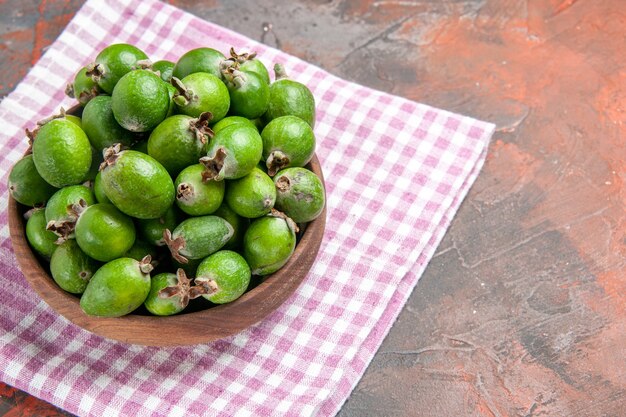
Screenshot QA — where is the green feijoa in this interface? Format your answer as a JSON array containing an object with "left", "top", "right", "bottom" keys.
[
  {"left": 200, "top": 124, "right": 262, "bottom": 181},
  {"left": 223, "top": 69, "right": 269, "bottom": 119},
  {"left": 45, "top": 185, "right": 96, "bottom": 240},
  {"left": 75, "top": 203, "right": 136, "bottom": 262},
  {"left": 171, "top": 73, "right": 230, "bottom": 121},
  {"left": 225, "top": 167, "right": 276, "bottom": 218},
  {"left": 148, "top": 113, "right": 212, "bottom": 176},
  {"left": 124, "top": 239, "right": 158, "bottom": 262},
  {"left": 65, "top": 66, "right": 101, "bottom": 106},
  {"left": 152, "top": 60, "right": 175, "bottom": 82},
  {"left": 163, "top": 215, "right": 233, "bottom": 263},
  {"left": 144, "top": 269, "right": 205, "bottom": 316},
  {"left": 82, "top": 95, "right": 135, "bottom": 150},
  {"left": 173, "top": 47, "right": 225, "bottom": 80},
  {"left": 274, "top": 167, "right": 325, "bottom": 223},
  {"left": 112, "top": 70, "right": 170, "bottom": 132},
  {"left": 93, "top": 171, "right": 111, "bottom": 204},
  {"left": 137, "top": 205, "right": 182, "bottom": 246},
  {"left": 261, "top": 115, "right": 315, "bottom": 176},
  {"left": 50, "top": 240, "right": 98, "bottom": 294},
  {"left": 175, "top": 164, "right": 225, "bottom": 216},
  {"left": 100, "top": 145, "right": 175, "bottom": 219},
  {"left": 80, "top": 256, "right": 153, "bottom": 317},
  {"left": 229, "top": 47, "right": 270, "bottom": 85},
  {"left": 213, "top": 202, "right": 248, "bottom": 250},
  {"left": 243, "top": 210, "right": 297, "bottom": 275},
  {"left": 25, "top": 208, "right": 58, "bottom": 259},
  {"left": 195, "top": 250, "right": 251, "bottom": 304},
  {"left": 8, "top": 155, "right": 57, "bottom": 206},
  {"left": 264, "top": 64, "right": 316, "bottom": 128},
  {"left": 211, "top": 116, "right": 257, "bottom": 134},
  {"left": 31, "top": 118, "right": 92, "bottom": 187},
  {"left": 87, "top": 43, "right": 149, "bottom": 94}
]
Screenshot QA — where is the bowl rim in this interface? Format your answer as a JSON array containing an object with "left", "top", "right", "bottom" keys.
[{"left": 8, "top": 126, "right": 326, "bottom": 346}]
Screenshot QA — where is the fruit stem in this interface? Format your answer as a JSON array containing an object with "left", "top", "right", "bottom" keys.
[
  {"left": 171, "top": 77, "right": 195, "bottom": 106},
  {"left": 274, "top": 63, "right": 289, "bottom": 81},
  {"left": 140, "top": 255, "right": 154, "bottom": 274},
  {"left": 163, "top": 229, "right": 188, "bottom": 264},
  {"left": 85, "top": 62, "right": 105, "bottom": 83},
  {"left": 230, "top": 47, "right": 257, "bottom": 63},
  {"left": 158, "top": 269, "right": 202, "bottom": 308},
  {"left": 65, "top": 83, "right": 75, "bottom": 98},
  {"left": 193, "top": 276, "right": 219, "bottom": 296},
  {"left": 266, "top": 150, "right": 290, "bottom": 176},
  {"left": 199, "top": 148, "right": 227, "bottom": 182},
  {"left": 37, "top": 107, "right": 67, "bottom": 126},
  {"left": 99, "top": 143, "right": 123, "bottom": 171},
  {"left": 176, "top": 183, "right": 194, "bottom": 201},
  {"left": 190, "top": 112, "right": 214, "bottom": 144},
  {"left": 269, "top": 208, "right": 300, "bottom": 234}
]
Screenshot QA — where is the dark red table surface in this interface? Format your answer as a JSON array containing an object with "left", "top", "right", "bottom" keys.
[{"left": 1, "top": 1, "right": 625, "bottom": 416}]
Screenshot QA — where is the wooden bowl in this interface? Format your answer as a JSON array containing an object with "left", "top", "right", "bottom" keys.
[{"left": 8, "top": 141, "right": 326, "bottom": 346}]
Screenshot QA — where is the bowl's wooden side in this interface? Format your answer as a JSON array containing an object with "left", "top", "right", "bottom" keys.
[{"left": 9, "top": 155, "right": 326, "bottom": 346}]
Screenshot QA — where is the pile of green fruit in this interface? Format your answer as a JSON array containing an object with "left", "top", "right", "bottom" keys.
[{"left": 8, "top": 43, "right": 325, "bottom": 317}]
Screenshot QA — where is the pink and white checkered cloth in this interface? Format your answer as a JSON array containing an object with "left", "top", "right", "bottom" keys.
[{"left": 0, "top": 0, "right": 494, "bottom": 415}]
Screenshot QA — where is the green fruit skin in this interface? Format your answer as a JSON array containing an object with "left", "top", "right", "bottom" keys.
[
  {"left": 175, "top": 164, "right": 225, "bottom": 216},
  {"left": 75, "top": 203, "right": 136, "bottom": 262},
  {"left": 264, "top": 78, "right": 316, "bottom": 128},
  {"left": 32, "top": 119, "right": 92, "bottom": 188},
  {"left": 196, "top": 250, "right": 251, "bottom": 304},
  {"left": 176, "top": 73, "right": 230, "bottom": 121},
  {"left": 112, "top": 70, "right": 170, "bottom": 132},
  {"left": 124, "top": 239, "right": 158, "bottom": 262},
  {"left": 274, "top": 167, "right": 325, "bottom": 223},
  {"left": 261, "top": 115, "right": 315, "bottom": 170},
  {"left": 205, "top": 124, "right": 263, "bottom": 180},
  {"left": 213, "top": 202, "right": 248, "bottom": 250},
  {"left": 148, "top": 115, "right": 207, "bottom": 176},
  {"left": 211, "top": 116, "right": 256, "bottom": 134},
  {"left": 8, "top": 155, "right": 57, "bottom": 206},
  {"left": 173, "top": 48, "right": 225, "bottom": 80},
  {"left": 84, "top": 146, "right": 103, "bottom": 182},
  {"left": 72, "top": 66, "right": 101, "bottom": 106},
  {"left": 25, "top": 209, "right": 58, "bottom": 259},
  {"left": 144, "top": 273, "right": 185, "bottom": 316},
  {"left": 241, "top": 60, "right": 270, "bottom": 85},
  {"left": 82, "top": 95, "right": 135, "bottom": 150},
  {"left": 137, "top": 205, "right": 182, "bottom": 246},
  {"left": 172, "top": 216, "right": 233, "bottom": 260},
  {"left": 101, "top": 150, "right": 175, "bottom": 219},
  {"left": 80, "top": 257, "right": 151, "bottom": 317},
  {"left": 45, "top": 185, "right": 96, "bottom": 225},
  {"left": 227, "top": 71, "right": 270, "bottom": 119},
  {"left": 152, "top": 60, "right": 175, "bottom": 82},
  {"left": 50, "top": 240, "right": 99, "bottom": 294},
  {"left": 225, "top": 167, "right": 276, "bottom": 218},
  {"left": 93, "top": 171, "right": 111, "bottom": 204},
  {"left": 243, "top": 215, "right": 296, "bottom": 275},
  {"left": 93, "top": 43, "right": 149, "bottom": 94}
]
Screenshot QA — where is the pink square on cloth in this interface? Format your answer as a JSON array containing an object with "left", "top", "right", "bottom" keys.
[{"left": 0, "top": 0, "right": 494, "bottom": 416}]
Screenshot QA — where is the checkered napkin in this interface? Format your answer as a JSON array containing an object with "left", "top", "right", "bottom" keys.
[{"left": 0, "top": 0, "right": 494, "bottom": 415}]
